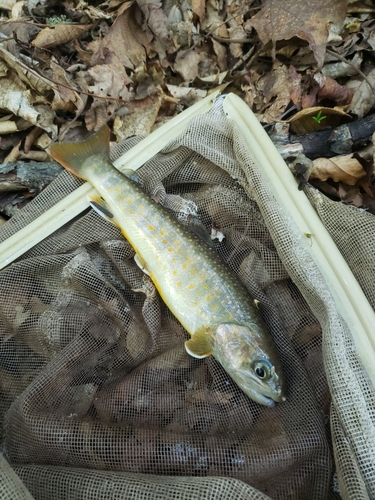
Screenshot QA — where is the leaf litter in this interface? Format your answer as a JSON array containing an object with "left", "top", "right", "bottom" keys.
[{"left": 0, "top": 0, "right": 375, "bottom": 215}]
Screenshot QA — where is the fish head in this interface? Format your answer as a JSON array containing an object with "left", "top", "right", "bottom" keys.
[{"left": 213, "top": 323, "right": 286, "bottom": 407}]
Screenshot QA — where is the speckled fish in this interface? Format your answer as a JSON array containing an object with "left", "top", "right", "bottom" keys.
[{"left": 50, "top": 126, "right": 286, "bottom": 406}]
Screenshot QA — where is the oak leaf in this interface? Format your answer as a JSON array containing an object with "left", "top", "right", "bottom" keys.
[
  {"left": 310, "top": 154, "right": 366, "bottom": 185},
  {"left": 246, "top": 0, "right": 348, "bottom": 68},
  {"left": 91, "top": 4, "right": 147, "bottom": 69}
]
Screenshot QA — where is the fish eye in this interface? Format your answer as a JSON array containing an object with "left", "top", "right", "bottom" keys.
[{"left": 252, "top": 359, "right": 273, "bottom": 380}]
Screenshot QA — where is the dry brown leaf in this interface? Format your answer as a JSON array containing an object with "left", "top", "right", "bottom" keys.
[
  {"left": 192, "top": 0, "right": 205, "bottom": 22},
  {"left": 91, "top": 4, "right": 147, "bottom": 69},
  {"left": 212, "top": 39, "right": 227, "bottom": 72},
  {"left": 32, "top": 24, "right": 91, "bottom": 49},
  {"left": 246, "top": 0, "right": 348, "bottom": 68},
  {"left": 227, "top": 17, "right": 246, "bottom": 59},
  {"left": 310, "top": 154, "right": 366, "bottom": 185},
  {"left": 0, "top": 121, "right": 18, "bottom": 134},
  {"left": 257, "top": 61, "right": 291, "bottom": 123},
  {"left": 136, "top": 0, "right": 169, "bottom": 41},
  {"left": 2, "top": 0, "right": 16, "bottom": 9},
  {"left": 85, "top": 62, "right": 132, "bottom": 131},
  {"left": 0, "top": 90, "right": 39, "bottom": 124},
  {"left": 287, "top": 107, "right": 351, "bottom": 134},
  {"left": 0, "top": 46, "right": 54, "bottom": 97},
  {"left": 203, "top": 0, "right": 228, "bottom": 38},
  {"left": 289, "top": 65, "right": 303, "bottom": 106},
  {"left": 50, "top": 60, "right": 86, "bottom": 113},
  {"left": 347, "top": 67, "right": 375, "bottom": 119},
  {"left": 315, "top": 73, "right": 353, "bottom": 105},
  {"left": 113, "top": 92, "right": 164, "bottom": 140},
  {"left": 166, "top": 85, "right": 207, "bottom": 105},
  {"left": 174, "top": 50, "right": 200, "bottom": 82}
]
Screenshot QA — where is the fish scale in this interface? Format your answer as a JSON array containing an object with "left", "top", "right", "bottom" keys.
[{"left": 50, "top": 125, "right": 286, "bottom": 406}]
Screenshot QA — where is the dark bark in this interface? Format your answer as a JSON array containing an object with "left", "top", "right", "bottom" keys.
[{"left": 289, "top": 113, "right": 375, "bottom": 159}]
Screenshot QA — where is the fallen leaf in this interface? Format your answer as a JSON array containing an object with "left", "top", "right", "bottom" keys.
[
  {"left": 192, "top": 0, "right": 205, "bottom": 22},
  {"left": 257, "top": 61, "right": 291, "bottom": 123},
  {"left": 315, "top": 73, "right": 353, "bottom": 105},
  {"left": 246, "top": 0, "right": 348, "bottom": 68},
  {"left": 0, "top": 90, "right": 39, "bottom": 124},
  {"left": 347, "top": 67, "right": 375, "bottom": 119},
  {"left": 227, "top": 18, "right": 247, "bottom": 59},
  {"left": 287, "top": 106, "right": 351, "bottom": 134},
  {"left": 85, "top": 62, "right": 132, "bottom": 130},
  {"left": 174, "top": 50, "right": 200, "bottom": 81},
  {"left": 91, "top": 4, "right": 148, "bottom": 69},
  {"left": 136, "top": 0, "right": 170, "bottom": 41},
  {"left": 32, "top": 24, "right": 91, "bottom": 49},
  {"left": 50, "top": 60, "right": 86, "bottom": 114},
  {"left": 0, "top": 121, "right": 18, "bottom": 134},
  {"left": 203, "top": 0, "right": 228, "bottom": 38},
  {"left": 166, "top": 84, "right": 206, "bottom": 102},
  {"left": 113, "top": 92, "right": 164, "bottom": 141},
  {"left": 310, "top": 154, "right": 366, "bottom": 184},
  {"left": 0, "top": 46, "right": 54, "bottom": 97},
  {"left": 289, "top": 65, "right": 303, "bottom": 106}
]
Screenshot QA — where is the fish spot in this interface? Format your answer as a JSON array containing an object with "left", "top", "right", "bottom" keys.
[
  {"left": 203, "top": 284, "right": 208, "bottom": 289},
  {"left": 193, "top": 301, "right": 198, "bottom": 306},
  {"left": 185, "top": 257, "right": 189, "bottom": 262},
  {"left": 178, "top": 249, "right": 183, "bottom": 254},
  {"left": 167, "top": 247, "right": 173, "bottom": 253},
  {"left": 191, "top": 269, "right": 196, "bottom": 274},
  {"left": 160, "top": 230, "right": 165, "bottom": 235},
  {"left": 188, "top": 284, "right": 194, "bottom": 289},
  {"left": 182, "top": 264, "right": 187, "bottom": 269},
  {"left": 212, "top": 304, "right": 217, "bottom": 309},
  {"left": 127, "top": 199, "right": 132, "bottom": 204},
  {"left": 177, "top": 282, "right": 181, "bottom": 287},
  {"left": 173, "top": 270, "right": 177, "bottom": 275},
  {"left": 129, "top": 210, "right": 134, "bottom": 214},
  {"left": 171, "top": 258, "right": 176, "bottom": 263},
  {"left": 119, "top": 195, "right": 124, "bottom": 200},
  {"left": 162, "top": 239, "right": 167, "bottom": 245},
  {"left": 148, "top": 225, "right": 154, "bottom": 231},
  {"left": 206, "top": 296, "right": 211, "bottom": 301}
]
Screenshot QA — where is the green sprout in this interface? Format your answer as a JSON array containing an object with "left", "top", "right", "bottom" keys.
[
  {"left": 46, "top": 14, "right": 69, "bottom": 25},
  {"left": 312, "top": 110, "right": 327, "bottom": 124}
]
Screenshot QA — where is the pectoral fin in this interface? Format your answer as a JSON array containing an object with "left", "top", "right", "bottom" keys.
[
  {"left": 134, "top": 253, "right": 150, "bottom": 276},
  {"left": 88, "top": 195, "right": 120, "bottom": 227},
  {"left": 185, "top": 326, "right": 215, "bottom": 359}
]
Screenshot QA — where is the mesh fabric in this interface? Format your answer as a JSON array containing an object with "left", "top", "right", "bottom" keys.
[{"left": 0, "top": 98, "right": 374, "bottom": 498}]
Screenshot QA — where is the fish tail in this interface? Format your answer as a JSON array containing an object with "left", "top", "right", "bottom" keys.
[{"left": 49, "top": 125, "right": 111, "bottom": 180}]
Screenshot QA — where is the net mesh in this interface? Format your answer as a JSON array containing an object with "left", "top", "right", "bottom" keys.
[{"left": 0, "top": 98, "right": 374, "bottom": 499}]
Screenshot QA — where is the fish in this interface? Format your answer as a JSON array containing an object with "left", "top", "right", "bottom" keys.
[{"left": 49, "top": 125, "right": 286, "bottom": 407}]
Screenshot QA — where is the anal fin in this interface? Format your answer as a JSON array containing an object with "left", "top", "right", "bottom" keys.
[{"left": 185, "top": 326, "right": 215, "bottom": 359}]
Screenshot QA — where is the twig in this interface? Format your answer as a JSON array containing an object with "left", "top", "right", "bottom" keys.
[
  {"left": 326, "top": 48, "right": 375, "bottom": 93},
  {"left": 211, "top": 34, "right": 253, "bottom": 44}
]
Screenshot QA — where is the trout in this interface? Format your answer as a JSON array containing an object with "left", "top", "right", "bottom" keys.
[{"left": 50, "top": 126, "right": 286, "bottom": 406}]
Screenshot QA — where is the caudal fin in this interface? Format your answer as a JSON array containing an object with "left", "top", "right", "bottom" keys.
[{"left": 49, "top": 125, "right": 111, "bottom": 180}]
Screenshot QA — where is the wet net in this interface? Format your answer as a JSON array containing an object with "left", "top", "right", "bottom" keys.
[{"left": 0, "top": 97, "right": 374, "bottom": 499}]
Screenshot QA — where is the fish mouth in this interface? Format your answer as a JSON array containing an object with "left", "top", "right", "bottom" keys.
[
  {"left": 236, "top": 371, "right": 286, "bottom": 406},
  {"left": 242, "top": 384, "right": 277, "bottom": 407}
]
